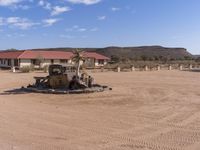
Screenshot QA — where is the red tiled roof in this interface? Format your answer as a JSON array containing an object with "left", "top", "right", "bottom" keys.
[
  {"left": 83, "top": 52, "right": 110, "bottom": 60},
  {"left": 0, "top": 51, "right": 24, "bottom": 59},
  {"left": 0, "top": 50, "right": 110, "bottom": 60},
  {"left": 18, "top": 51, "right": 74, "bottom": 59}
]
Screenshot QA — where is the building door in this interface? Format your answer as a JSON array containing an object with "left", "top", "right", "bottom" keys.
[
  {"left": 51, "top": 59, "right": 54, "bottom": 64},
  {"left": 7, "top": 59, "right": 11, "bottom": 66},
  {"left": 14, "top": 59, "right": 19, "bottom": 66}
]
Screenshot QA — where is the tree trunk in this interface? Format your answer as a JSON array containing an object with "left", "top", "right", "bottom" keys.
[{"left": 76, "top": 60, "right": 80, "bottom": 77}]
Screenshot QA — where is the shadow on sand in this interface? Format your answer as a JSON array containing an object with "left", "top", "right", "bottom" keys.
[
  {"left": 0, "top": 88, "right": 29, "bottom": 95},
  {"left": 181, "top": 69, "right": 200, "bottom": 73}
]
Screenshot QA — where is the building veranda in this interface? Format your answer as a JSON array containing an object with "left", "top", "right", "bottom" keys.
[{"left": 0, "top": 50, "right": 110, "bottom": 69}]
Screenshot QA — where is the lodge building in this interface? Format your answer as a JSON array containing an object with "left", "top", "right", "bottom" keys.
[{"left": 0, "top": 50, "right": 110, "bottom": 68}]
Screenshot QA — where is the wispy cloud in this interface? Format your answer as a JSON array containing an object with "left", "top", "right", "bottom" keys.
[
  {"left": 38, "top": 0, "right": 51, "bottom": 10},
  {"left": 12, "top": 4, "right": 30, "bottom": 10},
  {"left": 43, "top": 18, "right": 60, "bottom": 26},
  {"left": 5, "top": 32, "right": 26, "bottom": 38},
  {"left": 66, "top": 25, "right": 98, "bottom": 32},
  {"left": 0, "top": 17, "right": 40, "bottom": 29},
  {"left": 90, "top": 27, "right": 98, "bottom": 31},
  {"left": 0, "top": 0, "right": 22, "bottom": 6},
  {"left": 66, "top": 0, "right": 101, "bottom": 5},
  {"left": 0, "top": 17, "right": 4, "bottom": 25},
  {"left": 111, "top": 7, "right": 120, "bottom": 12},
  {"left": 78, "top": 28, "right": 87, "bottom": 32},
  {"left": 60, "top": 34, "right": 74, "bottom": 39},
  {"left": 51, "top": 6, "right": 71, "bottom": 16},
  {"left": 97, "top": 16, "right": 106, "bottom": 20},
  {"left": 38, "top": 1, "right": 70, "bottom": 16},
  {"left": 0, "top": 0, "right": 32, "bottom": 11}
]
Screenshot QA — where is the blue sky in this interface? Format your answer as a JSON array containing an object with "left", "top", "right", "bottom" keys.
[{"left": 0, "top": 0, "right": 200, "bottom": 54}]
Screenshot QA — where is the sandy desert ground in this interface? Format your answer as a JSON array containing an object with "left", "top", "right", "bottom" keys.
[{"left": 0, "top": 70, "right": 200, "bottom": 150}]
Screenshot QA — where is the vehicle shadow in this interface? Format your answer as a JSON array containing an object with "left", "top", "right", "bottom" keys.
[{"left": 0, "top": 88, "right": 29, "bottom": 95}]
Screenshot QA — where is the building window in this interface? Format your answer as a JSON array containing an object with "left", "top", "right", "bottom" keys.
[
  {"left": 60, "top": 59, "right": 68, "bottom": 63},
  {"left": 98, "top": 60, "right": 104, "bottom": 65},
  {"left": 31, "top": 59, "right": 40, "bottom": 65}
]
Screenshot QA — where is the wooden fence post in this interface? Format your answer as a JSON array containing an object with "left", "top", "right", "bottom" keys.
[
  {"left": 131, "top": 66, "right": 135, "bottom": 71},
  {"left": 189, "top": 64, "right": 193, "bottom": 70},
  {"left": 179, "top": 65, "right": 183, "bottom": 71},
  {"left": 117, "top": 66, "right": 121, "bottom": 72},
  {"left": 168, "top": 65, "right": 172, "bottom": 70},
  {"left": 11, "top": 66, "right": 16, "bottom": 73},
  {"left": 157, "top": 65, "right": 161, "bottom": 71},
  {"left": 144, "top": 65, "right": 148, "bottom": 71}
]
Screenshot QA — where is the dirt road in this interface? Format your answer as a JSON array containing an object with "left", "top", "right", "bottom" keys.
[{"left": 0, "top": 70, "right": 200, "bottom": 150}]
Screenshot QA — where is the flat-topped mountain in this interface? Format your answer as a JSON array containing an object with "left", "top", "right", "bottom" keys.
[
  {"left": 1, "top": 46, "right": 193, "bottom": 61},
  {"left": 91, "top": 46, "right": 192, "bottom": 60},
  {"left": 28, "top": 46, "right": 193, "bottom": 60}
]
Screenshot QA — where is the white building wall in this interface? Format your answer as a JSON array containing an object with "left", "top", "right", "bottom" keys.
[
  {"left": 41, "top": 59, "right": 71, "bottom": 67},
  {"left": 54, "top": 59, "right": 60, "bottom": 64},
  {"left": 95, "top": 59, "right": 99, "bottom": 66},
  {"left": 11, "top": 59, "right": 14, "bottom": 67},
  {"left": 41, "top": 59, "right": 51, "bottom": 68},
  {"left": 68, "top": 59, "right": 72, "bottom": 64},
  {"left": 94, "top": 59, "right": 108, "bottom": 67},
  {"left": 19, "top": 58, "right": 108, "bottom": 68},
  {"left": 104, "top": 60, "right": 108, "bottom": 65},
  {"left": 20, "top": 59, "right": 31, "bottom": 67}
]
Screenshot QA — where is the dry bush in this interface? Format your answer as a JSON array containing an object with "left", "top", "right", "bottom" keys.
[
  {"left": 20, "top": 66, "right": 31, "bottom": 73},
  {"left": 43, "top": 65, "right": 49, "bottom": 73}
]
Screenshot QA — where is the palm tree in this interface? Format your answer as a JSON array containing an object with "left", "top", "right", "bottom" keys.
[{"left": 72, "top": 49, "right": 85, "bottom": 77}]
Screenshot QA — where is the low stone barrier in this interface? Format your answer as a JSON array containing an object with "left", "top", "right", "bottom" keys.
[{"left": 85, "top": 64, "right": 200, "bottom": 73}]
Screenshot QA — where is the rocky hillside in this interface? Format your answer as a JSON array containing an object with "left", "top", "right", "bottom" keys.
[
  {"left": 29, "top": 46, "right": 193, "bottom": 60},
  {"left": 92, "top": 46, "right": 192, "bottom": 60}
]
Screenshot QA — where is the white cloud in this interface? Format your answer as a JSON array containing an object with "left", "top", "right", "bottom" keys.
[
  {"left": 65, "top": 25, "right": 98, "bottom": 32},
  {"left": 0, "top": 17, "right": 39, "bottom": 29},
  {"left": 5, "top": 33, "right": 26, "bottom": 38},
  {"left": 0, "top": 17, "right": 4, "bottom": 25},
  {"left": 38, "top": 0, "right": 44, "bottom": 6},
  {"left": 73, "top": 25, "right": 79, "bottom": 29},
  {"left": 98, "top": 16, "right": 106, "bottom": 20},
  {"left": 38, "top": 1, "right": 70, "bottom": 16},
  {"left": 66, "top": 0, "right": 101, "bottom": 5},
  {"left": 90, "top": 27, "right": 98, "bottom": 31},
  {"left": 38, "top": 0, "right": 51, "bottom": 10},
  {"left": 78, "top": 28, "right": 87, "bottom": 32},
  {"left": 16, "top": 4, "right": 30, "bottom": 10},
  {"left": 0, "top": 0, "right": 22, "bottom": 6},
  {"left": 51, "top": 6, "right": 71, "bottom": 16},
  {"left": 60, "top": 34, "right": 74, "bottom": 39},
  {"left": 43, "top": 18, "right": 60, "bottom": 26},
  {"left": 0, "top": 0, "right": 32, "bottom": 10},
  {"left": 18, "top": 33, "right": 25, "bottom": 37},
  {"left": 111, "top": 7, "right": 120, "bottom": 12},
  {"left": 13, "top": 21, "right": 39, "bottom": 29},
  {"left": 7, "top": 17, "right": 20, "bottom": 23},
  {"left": 65, "top": 25, "right": 86, "bottom": 32},
  {"left": 6, "top": 34, "right": 12, "bottom": 37}
]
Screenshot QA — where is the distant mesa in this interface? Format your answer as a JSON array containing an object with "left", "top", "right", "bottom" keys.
[{"left": 1, "top": 46, "right": 194, "bottom": 60}]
